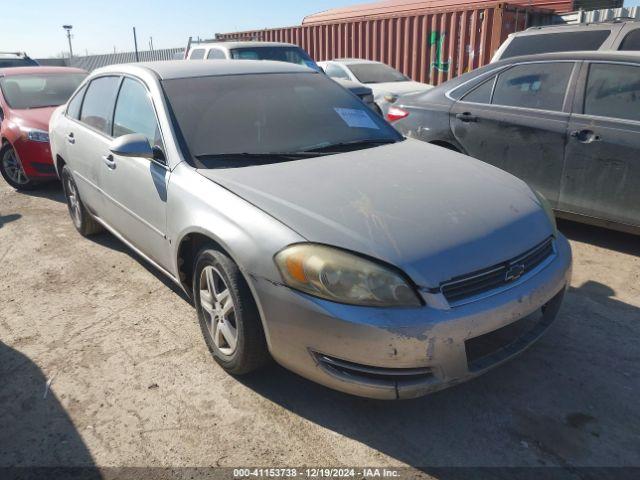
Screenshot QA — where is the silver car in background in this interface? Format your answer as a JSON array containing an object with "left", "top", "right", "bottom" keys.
[{"left": 49, "top": 60, "right": 571, "bottom": 399}]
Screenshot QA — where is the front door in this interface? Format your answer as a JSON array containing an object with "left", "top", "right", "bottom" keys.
[
  {"left": 560, "top": 61, "right": 640, "bottom": 228},
  {"left": 450, "top": 61, "right": 577, "bottom": 206},
  {"left": 98, "top": 77, "right": 171, "bottom": 269}
]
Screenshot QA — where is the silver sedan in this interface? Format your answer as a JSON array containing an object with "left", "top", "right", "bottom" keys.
[{"left": 49, "top": 60, "right": 572, "bottom": 399}]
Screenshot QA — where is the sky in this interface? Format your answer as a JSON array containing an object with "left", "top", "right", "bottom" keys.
[
  {"left": 3, "top": 0, "right": 370, "bottom": 58},
  {"left": 4, "top": 0, "right": 640, "bottom": 59}
]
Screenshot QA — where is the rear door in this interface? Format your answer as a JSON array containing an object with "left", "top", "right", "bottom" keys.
[
  {"left": 450, "top": 61, "right": 578, "bottom": 205},
  {"left": 97, "top": 76, "right": 170, "bottom": 268},
  {"left": 560, "top": 61, "right": 640, "bottom": 229},
  {"left": 68, "top": 76, "right": 121, "bottom": 213}
]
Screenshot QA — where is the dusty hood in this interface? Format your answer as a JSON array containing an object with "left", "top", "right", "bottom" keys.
[
  {"left": 198, "top": 140, "right": 553, "bottom": 287},
  {"left": 370, "top": 81, "right": 433, "bottom": 98}
]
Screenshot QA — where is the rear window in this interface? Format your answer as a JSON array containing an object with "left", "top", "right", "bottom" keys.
[
  {"left": 619, "top": 29, "right": 640, "bottom": 51},
  {"left": 189, "top": 49, "right": 205, "bottom": 60},
  {"left": 229, "top": 47, "right": 319, "bottom": 70},
  {"left": 347, "top": 63, "right": 410, "bottom": 84},
  {"left": 0, "top": 57, "right": 38, "bottom": 68},
  {"left": 501, "top": 30, "right": 610, "bottom": 59}
]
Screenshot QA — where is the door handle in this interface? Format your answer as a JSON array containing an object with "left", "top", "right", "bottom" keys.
[
  {"left": 456, "top": 112, "right": 478, "bottom": 123},
  {"left": 66, "top": 133, "right": 75, "bottom": 144},
  {"left": 102, "top": 154, "right": 116, "bottom": 169},
  {"left": 570, "top": 129, "right": 601, "bottom": 144}
]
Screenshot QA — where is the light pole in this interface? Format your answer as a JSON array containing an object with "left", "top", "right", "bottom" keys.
[{"left": 62, "top": 25, "right": 74, "bottom": 59}]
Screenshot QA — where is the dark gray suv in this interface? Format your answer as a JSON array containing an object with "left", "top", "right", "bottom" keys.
[{"left": 388, "top": 51, "right": 640, "bottom": 235}]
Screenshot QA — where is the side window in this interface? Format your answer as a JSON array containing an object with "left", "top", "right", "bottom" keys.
[
  {"left": 584, "top": 63, "right": 640, "bottom": 122},
  {"left": 619, "top": 29, "right": 640, "bottom": 51},
  {"left": 79, "top": 76, "right": 121, "bottom": 134},
  {"left": 492, "top": 62, "right": 574, "bottom": 111},
  {"left": 190, "top": 49, "right": 205, "bottom": 60},
  {"left": 462, "top": 77, "right": 495, "bottom": 104},
  {"left": 66, "top": 85, "right": 86, "bottom": 119},
  {"left": 207, "top": 49, "right": 226, "bottom": 59},
  {"left": 113, "top": 78, "right": 163, "bottom": 148},
  {"left": 325, "top": 64, "right": 350, "bottom": 80}
]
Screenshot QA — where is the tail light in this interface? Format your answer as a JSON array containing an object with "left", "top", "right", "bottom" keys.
[{"left": 387, "top": 106, "right": 409, "bottom": 122}]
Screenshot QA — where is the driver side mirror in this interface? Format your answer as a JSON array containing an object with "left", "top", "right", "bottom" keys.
[{"left": 110, "top": 134, "right": 166, "bottom": 165}]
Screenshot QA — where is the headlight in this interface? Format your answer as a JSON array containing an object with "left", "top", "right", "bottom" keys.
[
  {"left": 274, "top": 244, "right": 421, "bottom": 307},
  {"left": 25, "top": 129, "right": 49, "bottom": 143},
  {"left": 533, "top": 190, "right": 557, "bottom": 233}
]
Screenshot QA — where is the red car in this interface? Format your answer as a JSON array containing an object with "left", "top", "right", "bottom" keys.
[{"left": 0, "top": 66, "right": 86, "bottom": 189}]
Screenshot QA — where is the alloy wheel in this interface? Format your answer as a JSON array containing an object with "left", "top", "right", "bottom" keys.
[
  {"left": 199, "top": 266, "right": 238, "bottom": 356},
  {"left": 2, "top": 148, "right": 29, "bottom": 185}
]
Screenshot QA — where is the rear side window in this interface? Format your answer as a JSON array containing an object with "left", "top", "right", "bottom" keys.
[
  {"left": 190, "top": 49, "right": 205, "bottom": 60},
  {"left": 501, "top": 30, "right": 610, "bottom": 59},
  {"left": 66, "top": 85, "right": 86, "bottom": 119},
  {"left": 619, "top": 29, "right": 640, "bottom": 51},
  {"left": 462, "top": 77, "right": 495, "bottom": 104},
  {"left": 492, "top": 62, "right": 574, "bottom": 111},
  {"left": 80, "top": 76, "right": 121, "bottom": 134},
  {"left": 113, "top": 78, "right": 163, "bottom": 147},
  {"left": 584, "top": 63, "right": 640, "bottom": 122},
  {"left": 207, "top": 49, "right": 226, "bottom": 59}
]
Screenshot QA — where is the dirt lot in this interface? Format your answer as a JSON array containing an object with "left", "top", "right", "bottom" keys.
[{"left": 1, "top": 180, "right": 639, "bottom": 475}]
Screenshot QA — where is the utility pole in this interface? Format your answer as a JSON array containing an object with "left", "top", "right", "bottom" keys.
[
  {"left": 62, "top": 25, "right": 74, "bottom": 58},
  {"left": 149, "top": 36, "right": 154, "bottom": 51},
  {"left": 133, "top": 27, "right": 139, "bottom": 62}
]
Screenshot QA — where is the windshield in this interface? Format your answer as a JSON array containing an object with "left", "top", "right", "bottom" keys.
[
  {"left": 348, "top": 63, "right": 410, "bottom": 84},
  {"left": 230, "top": 46, "right": 320, "bottom": 71},
  {"left": 162, "top": 72, "right": 401, "bottom": 167},
  {"left": 0, "top": 73, "right": 86, "bottom": 109}
]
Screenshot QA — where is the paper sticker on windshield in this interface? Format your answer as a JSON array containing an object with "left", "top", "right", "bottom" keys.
[{"left": 334, "top": 108, "right": 379, "bottom": 130}]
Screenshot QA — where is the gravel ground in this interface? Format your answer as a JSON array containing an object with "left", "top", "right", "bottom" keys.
[{"left": 0, "top": 180, "right": 639, "bottom": 475}]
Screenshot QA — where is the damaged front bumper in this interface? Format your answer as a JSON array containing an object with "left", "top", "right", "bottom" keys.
[{"left": 252, "top": 234, "right": 572, "bottom": 400}]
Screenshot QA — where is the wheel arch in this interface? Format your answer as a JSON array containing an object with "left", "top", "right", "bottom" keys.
[{"left": 176, "top": 229, "right": 273, "bottom": 348}]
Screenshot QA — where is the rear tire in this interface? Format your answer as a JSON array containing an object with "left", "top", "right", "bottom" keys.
[
  {"left": 61, "top": 165, "right": 102, "bottom": 236},
  {"left": 193, "top": 248, "right": 270, "bottom": 375},
  {"left": 0, "top": 144, "right": 36, "bottom": 190}
]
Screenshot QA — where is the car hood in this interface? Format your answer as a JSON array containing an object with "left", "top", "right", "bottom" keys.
[
  {"left": 12, "top": 107, "right": 57, "bottom": 131},
  {"left": 198, "top": 140, "right": 553, "bottom": 287},
  {"left": 369, "top": 81, "right": 433, "bottom": 98}
]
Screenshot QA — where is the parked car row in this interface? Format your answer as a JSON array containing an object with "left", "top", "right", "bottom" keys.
[{"left": 387, "top": 51, "right": 640, "bottom": 236}]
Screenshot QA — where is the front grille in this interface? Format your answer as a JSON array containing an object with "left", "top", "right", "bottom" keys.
[
  {"left": 440, "top": 237, "right": 555, "bottom": 305},
  {"left": 313, "top": 352, "right": 433, "bottom": 384}
]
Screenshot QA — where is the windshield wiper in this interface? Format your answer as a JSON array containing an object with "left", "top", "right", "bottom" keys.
[{"left": 301, "top": 138, "right": 397, "bottom": 153}]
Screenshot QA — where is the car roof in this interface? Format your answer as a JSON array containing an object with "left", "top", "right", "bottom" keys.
[
  {"left": 331, "top": 58, "right": 381, "bottom": 65},
  {"left": 94, "top": 59, "right": 315, "bottom": 80},
  {"left": 0, "top": 66, "right": 87, "bottom": 77},
  {"left": 190, "top": 41, "right": 298, "bottom": 50},
  {"left": 493, "top": 50, "right": 640, "bottom": 65},
  {"left": 521, "top": 18, "right": 639, "bottom": 34}
]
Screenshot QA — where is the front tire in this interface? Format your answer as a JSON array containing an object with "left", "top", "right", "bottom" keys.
[
  {"left": 61, "top": 165, "right": 102, "bottom": 236},
  {"left": 0, "top": 144, "right": 36, "bottom": 190},
  {"left": 193, "top": 248, "right": 270, "bottom": 375}
]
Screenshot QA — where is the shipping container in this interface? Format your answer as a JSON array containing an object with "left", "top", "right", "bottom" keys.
[{"left": 216, "top": 3, "right": 554, "bottom": 86}]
